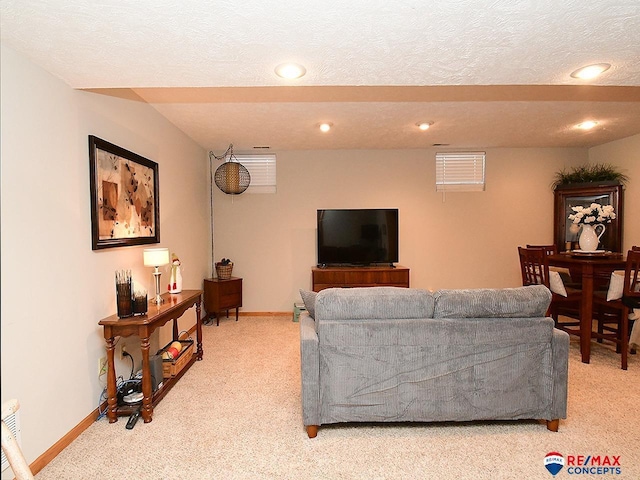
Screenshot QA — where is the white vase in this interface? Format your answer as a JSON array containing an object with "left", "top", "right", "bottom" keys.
[{"left": 579, "top": 224, "right": 606, "bottom": 252}]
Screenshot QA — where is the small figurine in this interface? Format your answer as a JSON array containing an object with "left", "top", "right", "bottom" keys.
[{"left": 168, "top": 253, "right": 183, "bottom": 294}]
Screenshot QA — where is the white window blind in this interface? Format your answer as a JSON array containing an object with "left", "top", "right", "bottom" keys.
[
  {"left": 235, "top": 153, "right": 277, "bottom": 193},
  {"left": 435, "top": 151, "right": 486, "bottom": 192}
]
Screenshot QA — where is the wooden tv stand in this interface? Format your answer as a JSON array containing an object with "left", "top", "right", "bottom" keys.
[{"left": 311, "top": 265, "right": 410, "bottom": 292}]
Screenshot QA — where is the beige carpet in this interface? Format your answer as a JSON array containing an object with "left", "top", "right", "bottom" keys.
[{"left": 36, "top": 316, "right": 639, "bottom": 480}]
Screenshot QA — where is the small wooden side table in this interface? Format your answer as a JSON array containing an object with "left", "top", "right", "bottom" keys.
[{"left": 204, "top": 277, "right": 242, "bottom": 326}]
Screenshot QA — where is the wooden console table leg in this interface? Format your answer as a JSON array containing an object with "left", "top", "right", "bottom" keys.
[
  {"left": 172, "top": 318, "right": 179, "bottom": 340},
  {"left": 140, "top": 335, "right": 153, "bottom": 423},
  {"left": 196, "top": 299, "right": 203, "bottom": 360},
  {"left": 105, "top": 335, "right": 118, "bottom": 423}
]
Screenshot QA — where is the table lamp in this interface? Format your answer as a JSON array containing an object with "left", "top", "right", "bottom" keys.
[{"left": 143, "top": 247, "right": 170, "bottom": 304}]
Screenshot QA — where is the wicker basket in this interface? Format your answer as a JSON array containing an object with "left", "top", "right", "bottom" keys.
[
  {"left": 161, "top": 340, "right": 194, "bottom": 378},
  {"left": 215, "top": 262, "right": 234, "bottom": 280}
]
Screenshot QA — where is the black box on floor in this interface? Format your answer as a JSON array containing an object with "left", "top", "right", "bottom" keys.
[{"left": 150, "top": 354, "right": 163, "bottom": 392}]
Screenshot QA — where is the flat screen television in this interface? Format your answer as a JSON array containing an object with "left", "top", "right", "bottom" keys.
[{"left": 317, "top": 209, "right": 399, "bottom": 266}]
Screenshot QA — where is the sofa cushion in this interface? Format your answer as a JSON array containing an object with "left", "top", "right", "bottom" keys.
[
  {"left": 315, "top": 287, "right": 435, "bottom": 321},
  {"left": 318, "top": 317, "right": 554, "bottom": 348},
  {"left": 299, "top": 289, "right": 318, "bottom": 318},
  {"left": 433, "top": 285, "right": 551, "bottom": 319}
]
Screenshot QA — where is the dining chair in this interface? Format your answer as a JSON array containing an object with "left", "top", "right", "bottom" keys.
[
  {"left": 526, "top": 244, "right": 580, "bottom": 288},
  {"left": 593, "top": 248, "right": 640, "bottom": 370},
  {"left": 518, "top": 247, "right": 582, "bottom": 334}
]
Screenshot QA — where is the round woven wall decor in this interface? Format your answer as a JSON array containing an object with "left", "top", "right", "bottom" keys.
[{"left": 214, "top": 161, "right": 251, "bottom": 194}]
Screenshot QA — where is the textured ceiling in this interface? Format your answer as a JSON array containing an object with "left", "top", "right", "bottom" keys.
[{"left": 2, "top": 0, "right": 640, "bottom": 150}]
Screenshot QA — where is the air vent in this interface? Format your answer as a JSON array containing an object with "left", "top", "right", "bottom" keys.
[{"left": 1, "top": 405, "right": 22, "bottom": 472}]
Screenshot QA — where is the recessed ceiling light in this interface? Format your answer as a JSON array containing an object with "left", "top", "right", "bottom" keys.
[
  {"left": 576, "top": 121, "right": 598, "bottom": 130},
  {"left": 570, "top": 63, "right": 611, "bottom": 80},
  {"left": 416, "top": 122, "right": 433, "bottom": 131},
  {"left": 274, "top": 63, "right": 306, "bottom": 79},
  {"left": 319, "top": 123, "right": 333, "bottom": 132}
]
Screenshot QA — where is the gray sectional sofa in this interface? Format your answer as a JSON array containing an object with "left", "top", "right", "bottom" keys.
[{"left": 299, "top": 285, "right": 569, "bottom": 438}]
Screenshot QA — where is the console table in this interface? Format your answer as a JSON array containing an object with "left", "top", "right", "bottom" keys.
[
  {"left": 312, "top": 265, "right": 410, "bottom": 292},
  {"left": 98, "top": 290, "right": 203, "bottom": 424}
]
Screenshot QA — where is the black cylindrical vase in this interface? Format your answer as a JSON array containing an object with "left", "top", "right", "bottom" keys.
[{"left": 116, "top": 270, "right": 133, "bottom": 318}]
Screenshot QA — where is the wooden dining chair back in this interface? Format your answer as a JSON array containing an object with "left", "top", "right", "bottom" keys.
[
  {"left": 593, "top": 248, "right": 640, "bottom": 370},
  {"left": 622, "top": 248, "right": 640, "bottom": 310},
  {"left": 518, "top": 246, "right": 581, "bottom": 335},
  {"left": 519, "top": 247, "right": 549, "bottom": 287},
  {"left": 622, "top": 247, "right": 640, "bottom": 357},
  {"left": 527, "top": 243, "right": 582, "bottom": 288}
]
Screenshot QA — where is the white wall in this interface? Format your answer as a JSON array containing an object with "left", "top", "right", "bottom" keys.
[
  {"left": 213, "top": 147, "right": 595, "bottom": 311},
  {"left": 589, "top": 134, "right": 640, "bottom": 251},
  {"left": 0, "top": 44, "right": 210, "bottom": 474}
]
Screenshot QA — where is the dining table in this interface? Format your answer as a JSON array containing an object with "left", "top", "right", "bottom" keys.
[{"left": 547, "top": 251, "right": 626, "bottom": 364}]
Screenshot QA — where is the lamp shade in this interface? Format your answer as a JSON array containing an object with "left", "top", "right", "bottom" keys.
[
  {"left": 143, "top": 247, "right": 170, "bottom": 267},
  {"left": 214, "top": 161, "right": 250, "bottom": 194},
  {"left": 209, "top": 144, "right": 251, "bottom": 195}
]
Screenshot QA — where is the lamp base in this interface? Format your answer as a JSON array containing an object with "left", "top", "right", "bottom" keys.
[
  {"left": 151, "top": 270, "right": 164, "bottom": 305},
  {"left": 150, "top": 295, "right": 165, "bottom": 305}
]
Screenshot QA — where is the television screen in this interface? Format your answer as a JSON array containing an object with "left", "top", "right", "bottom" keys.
[{"left": 317, "top": 209, "right": 399, "bottom": 266}]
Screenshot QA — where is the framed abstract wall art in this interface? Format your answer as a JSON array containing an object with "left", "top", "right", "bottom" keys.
[{"left": 89, "top": 135, "right": 160, "bottom": 250}]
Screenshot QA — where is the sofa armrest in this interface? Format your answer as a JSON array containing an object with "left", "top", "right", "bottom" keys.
[
  {"left": 300, "top": 312, "right": 320, "bottom": 426},
  {"left": 550, "top": 328, "right": 569, "bottom": 419}
]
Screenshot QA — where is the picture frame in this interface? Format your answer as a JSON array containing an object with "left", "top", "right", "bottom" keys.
[
  {"left": 553, "top": 183, "right": 623, "bottom": 253},
  {"left": 89, "top": 135, "right": 160, "bottom": 250}
]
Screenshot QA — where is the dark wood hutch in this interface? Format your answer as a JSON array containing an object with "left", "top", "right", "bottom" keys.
[{"left": 554, "top": 182, "right": 623, "bottom": 253}]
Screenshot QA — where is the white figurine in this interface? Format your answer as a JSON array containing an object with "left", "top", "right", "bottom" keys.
[{"left": 168, "top": 254, "right": 183, "bottom": 294}]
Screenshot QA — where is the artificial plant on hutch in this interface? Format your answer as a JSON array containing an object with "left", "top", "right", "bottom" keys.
[{"left": 552, "top": 163, "right": 628, "bottom": 189}]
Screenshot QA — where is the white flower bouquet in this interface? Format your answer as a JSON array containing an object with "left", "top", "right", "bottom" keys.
[{"left": 568, "top": 203, "right": 616, "bottom": 225}]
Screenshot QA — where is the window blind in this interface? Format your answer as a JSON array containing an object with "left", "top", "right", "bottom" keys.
[
  {"left": 234, "top": 153, "right": 277, "bottom": 193},
  {"left": 435, "top": 151, "right": 486, "bottom": 192}
]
